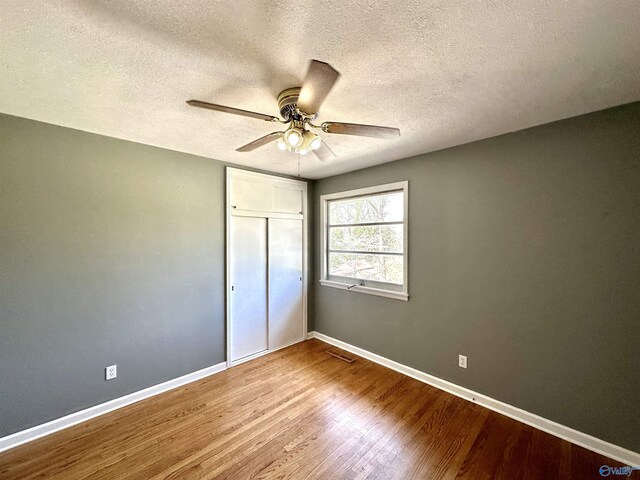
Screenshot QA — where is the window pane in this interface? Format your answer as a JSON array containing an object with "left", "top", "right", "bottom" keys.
[
  {"left": 329, "top": 224, "right": 403, "bottom": 253},
  {"left": 329, "top": 191, "right": 403, "bottom": 225},
  {"left": 329, "top": 253, "right": 403, "bottom": 285}
]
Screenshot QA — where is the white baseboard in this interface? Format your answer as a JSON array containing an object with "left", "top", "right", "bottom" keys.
[
  {"left": 0, "top": 362, "right": 227, "bottom": 454},
  {"left": 308, "top": 331, "right": 640, "bottom": 466}
]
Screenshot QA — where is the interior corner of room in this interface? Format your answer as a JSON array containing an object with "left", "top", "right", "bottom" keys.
[{"left": 1, "top": 2, "right": 639, "bottom": 478}]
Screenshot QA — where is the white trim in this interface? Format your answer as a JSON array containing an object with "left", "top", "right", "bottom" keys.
[
  {"left": 307, "top": 331, "right": 640, "bottom": 466},
  {"left": 229, "top": 336, "right": 306, "bottom": 367},
  {"left": 319, "top": 181, "right": 409, "bottom": 202},
  {"left": 319, "top": 279, "right": 408, "bottom": 301},
  {"left": 301, "top": 176, "right": 309, "bottom": 358},
  {"left": 226, "top": 167, "right": 308, "bottom": 367},
  {"left": 319, "top": 181, "right": 409, "bottom": 301},
  {"left": 0, "top": 362, "right": 227, "bottom": 454},
  {"left": 226, "top": 168, "right": 232, "bottom": 368},
  {"left": 226, "top": 167, "right": 308, "bottom": 188},
  {"left": 231, "top": 210, "right": 303, "bottom": 220}
]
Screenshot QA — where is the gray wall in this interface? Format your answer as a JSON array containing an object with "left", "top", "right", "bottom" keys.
[
  {"left": 1, "top": 102, "right": 637, "bottom": 451},
  {"left": 313, "top": 102, "right": 640, "bottom": 452},
  {"left": 0, "top": 114, "right": 230, "bottom": 437}
]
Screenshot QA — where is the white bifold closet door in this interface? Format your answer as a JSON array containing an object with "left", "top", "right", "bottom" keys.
[
  {"left": 230, "top": 216, "right": 268, "bottom": 362},
  {"left": 268, "top": 218, "right": 304, "bottom": 350}
]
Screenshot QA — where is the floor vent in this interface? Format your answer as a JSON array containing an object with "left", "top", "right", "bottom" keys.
[{"left": 326, "top": 350, "right": 355, "bottom": 363}]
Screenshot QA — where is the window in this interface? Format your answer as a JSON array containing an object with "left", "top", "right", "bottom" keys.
[{"left": 320, "top": 182, "right": 408, "bottom": 301}]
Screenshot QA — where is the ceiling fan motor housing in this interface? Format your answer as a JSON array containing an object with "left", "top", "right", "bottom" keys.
[{"left": 277, "top": 87, "right": 317, "bottom": 121}]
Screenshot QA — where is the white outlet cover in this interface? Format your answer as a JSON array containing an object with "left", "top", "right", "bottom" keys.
[
  {"left": 458, "top": 355, "right": 467, "bottom": 369},
  {"left": 105, "top": 365, "right": 117, "bottom": 380}
]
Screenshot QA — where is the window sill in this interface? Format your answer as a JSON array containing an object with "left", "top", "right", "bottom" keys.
[{"left": 319, "top": 279, "right": 409, "bottom": 301}]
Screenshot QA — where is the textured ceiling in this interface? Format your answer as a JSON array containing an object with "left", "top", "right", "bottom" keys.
[{"left": 1, "top": 1, "right": 639, "bottom": 179}]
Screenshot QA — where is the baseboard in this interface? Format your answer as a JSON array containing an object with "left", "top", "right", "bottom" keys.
[
  {"left": 0, "top": 362, "right": 227, "bottom": 454},
  {"left": 308, "top": 331, "right": 640, "bottom": 466}
]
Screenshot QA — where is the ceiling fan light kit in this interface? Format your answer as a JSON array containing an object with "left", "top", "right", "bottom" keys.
[
  {"left": 276, "top": 123, "right": 322, "bottom": 156},
  {"left": 187, "top": 59, "right": 400, "bottom": 162}
]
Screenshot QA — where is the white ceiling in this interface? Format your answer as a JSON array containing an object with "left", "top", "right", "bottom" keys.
[{"left": 1, "top": 1, "right": 639, "bottom": 179}]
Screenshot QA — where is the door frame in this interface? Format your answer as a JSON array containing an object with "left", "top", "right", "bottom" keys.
[{"left": 225, "top": 167, "right": 308, "bottom": 367}]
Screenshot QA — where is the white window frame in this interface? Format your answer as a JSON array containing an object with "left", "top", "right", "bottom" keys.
[{"left": 320, "top": 181, "right": 409, "bottom": 301}]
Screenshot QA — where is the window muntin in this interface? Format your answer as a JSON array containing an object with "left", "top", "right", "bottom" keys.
[{"left": 321, "top": 184, "right": 408, "bottom": 299}]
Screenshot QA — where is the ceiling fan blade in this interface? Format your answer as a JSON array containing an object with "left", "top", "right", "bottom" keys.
[
  {"left": 322, "top": 122, "right": 401, "bottom": 139},
  {"left": 187, "top": 100, "right": 279, "bottom": 122},
  {"left": 236, "top": 132, "right": 283, "bottom": 152},
  {"left": 297, "top": 60, "right": 340, "bottom": 115},
  {"left": 313, "top": 142, "right": 336, "bottom": 162}
]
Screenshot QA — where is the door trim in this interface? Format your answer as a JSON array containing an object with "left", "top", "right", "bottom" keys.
[{"left": 226, "top": 168, "right": 308, "bottom": 368}]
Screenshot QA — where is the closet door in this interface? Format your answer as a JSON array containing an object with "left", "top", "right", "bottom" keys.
[
  {"left": 230, "top": 216, "right": 268, "bottom": 361},
  {"left": 268, "top": 218, "right": 304, "bottom": 350}
]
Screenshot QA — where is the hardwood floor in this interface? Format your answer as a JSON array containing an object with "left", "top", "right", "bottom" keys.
[{"left": 0, "top": 339, "right": 623, "bottom": 479}]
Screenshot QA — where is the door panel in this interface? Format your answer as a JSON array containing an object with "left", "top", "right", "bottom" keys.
[
  {"left": 230, "top": 216, "right": 268, "bottom": 361},
  {"left": 273, "top": 185, "right": 303, "bottom": 214},
  {"left": 268, "top": 218, "right": 304, "bottom": 350},
  {"left": 231, "top": 177, "right": 273, "bottom": 212}
]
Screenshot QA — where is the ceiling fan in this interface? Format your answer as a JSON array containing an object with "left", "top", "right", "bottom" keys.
[{"left": 187, "top": 60, "right": 400, "bottom": 162}]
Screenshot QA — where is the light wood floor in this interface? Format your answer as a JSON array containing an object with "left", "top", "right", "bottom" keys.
[{"left": 0, "top": 339, "right": 622, "bottom": 479}]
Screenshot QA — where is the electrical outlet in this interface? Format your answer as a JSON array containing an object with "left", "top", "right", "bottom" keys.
[
  {"left": 458, "top": 355, "right": 467, "bottom": 369},
  {"left": 105, "top": 365, "right": 117, "bottom": 380}
]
